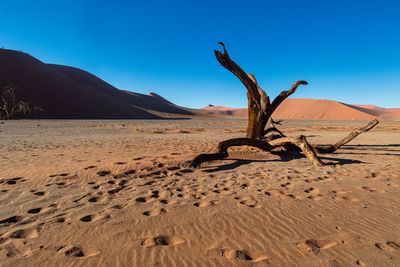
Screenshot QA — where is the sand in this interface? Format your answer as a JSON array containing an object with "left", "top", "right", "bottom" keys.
[
  {"left": 1, "top": 119, "right": 400, "bottom": 266},
  {"left": 201, "top": 99, "right": 400, "bottom": 121}
]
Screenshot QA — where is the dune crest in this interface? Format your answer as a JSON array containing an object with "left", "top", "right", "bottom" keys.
[
  {"left": 201, "top": 99, "right": 400, "bottom": 121},
  {"left": 0, "top": 49, "right": 193, "bottom": 119}
]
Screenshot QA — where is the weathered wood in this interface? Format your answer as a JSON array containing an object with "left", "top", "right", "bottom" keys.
[
  {"left": 270, "top": 118, "right": 283, "bottom": 125},
  {"left": 246, "top": 73, "right": 270, "bottom": 138},
  {"left": 269, "top": 136, "right": 324, "bottom": 166},
  {"left": 186, "top": 135, "right": 324, "bottom": 168},
  {"left": 264, "top": 126, "right": 285, "bottom": 137},
  {"left": 315, "top": 119, "right": 379, "bottom": 153},
  {"left": 214, "top": 43, "right": 260, "bottom": 102},
  {"left": 214, "top": 43, "right": 307, "bottom": 138},
  {"left": 187, "top": 138, "right": 273, "bottom": 168}
]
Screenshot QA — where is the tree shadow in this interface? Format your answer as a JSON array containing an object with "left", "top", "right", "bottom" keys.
[
  {"left": 325, "top": 144, "right": 400, "bottom": 153},
  {"left": 201, "top": 151, "right": 366, "bottom": 172},
  {"left": 274, "top": 151, "right": 365, "bottom": 166},
  {"left": 202, "top": 159, "right": 265, "bottom": 172}
]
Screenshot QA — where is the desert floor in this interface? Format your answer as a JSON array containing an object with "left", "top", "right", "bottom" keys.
[{"left": 0, "top": 119, "right": 400, "bottom": 266}]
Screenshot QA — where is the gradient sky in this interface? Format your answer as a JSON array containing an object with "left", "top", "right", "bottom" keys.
[{"left": 1, "top": 0, "right": 399, "bottom": 108}]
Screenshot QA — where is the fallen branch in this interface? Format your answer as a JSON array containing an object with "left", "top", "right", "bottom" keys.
[
  {"left": 314, "top": 119, "right": 379, "bottom": 153},
  {"left": 187, "top": 135, "right": 324, "bottom": 168}
]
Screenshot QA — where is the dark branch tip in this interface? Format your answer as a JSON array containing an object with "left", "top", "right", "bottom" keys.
[
  {"left": 217, "top": 42, "right": 228, "bottom": 56},
  {"left": 296, "top": 80, "right": 308, "bottom": 85}
]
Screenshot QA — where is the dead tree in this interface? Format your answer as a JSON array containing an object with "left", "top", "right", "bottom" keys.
[
  {"left": 186, "top": 43, "right": 379, "bottom": 167},
  {"left": 0, "top": 84, "right": 32, "bottom": 120}
]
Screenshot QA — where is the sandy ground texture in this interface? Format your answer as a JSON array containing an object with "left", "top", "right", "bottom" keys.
[{"left": 0, "top": 119, "right": 400, "bottom": 266}]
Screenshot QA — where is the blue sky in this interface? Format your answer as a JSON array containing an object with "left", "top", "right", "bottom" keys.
[{"left": 1, "top": 0, "right": 399, "bottom": 108}]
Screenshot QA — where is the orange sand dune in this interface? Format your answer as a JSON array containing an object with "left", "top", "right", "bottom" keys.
[
  {"left": 201, "top": 99, "right": 400, "bottom": 121},
  {"left": 348, "top": 104, "right": 400, "bottom": 121}
]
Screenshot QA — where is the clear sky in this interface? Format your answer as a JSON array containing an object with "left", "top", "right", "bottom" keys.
[{"left": 1, "top": 0, "right": 399, "bottom": 108}]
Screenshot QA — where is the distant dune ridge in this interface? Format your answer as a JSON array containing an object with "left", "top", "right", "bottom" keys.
[
  {"left": 201, "top": 99, "right": 400, "bottom": 121},
  {"left": 1, "top": 49, "right": 398, "bottom": 120},
  {"left": 0, "top": 49, "right": 193, "bottom": 119}
]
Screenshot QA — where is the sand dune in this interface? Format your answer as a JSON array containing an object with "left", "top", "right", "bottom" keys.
[
  {"left": 201, "top": 99, "right": 400, "bottom": 121},
  {"left": 0, "top": 49, "right": 193, "bottom": 119},
  {"left": 347, "top": 104, "right": 400, "bottom": 121}
]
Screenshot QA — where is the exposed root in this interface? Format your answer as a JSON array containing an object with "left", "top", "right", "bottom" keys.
[{"left": 186, "top": 135, "right": 323, "bottom": 168}]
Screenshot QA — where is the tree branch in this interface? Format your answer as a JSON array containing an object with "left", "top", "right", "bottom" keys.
[
  {"left": 186, "top": 135, "right": 324, "bottom": 168},
  {"left": 315, "top": 119, "right": 379, "bottom": 153},
  {"left": 214, "top": 42, "right": 260, "bottom": 102},
  {"left": 268, "top": 80, "right": 308, "bottom": 117}
]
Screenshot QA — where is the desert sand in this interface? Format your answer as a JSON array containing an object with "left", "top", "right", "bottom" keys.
[{"left": 1, "top": 119, "right": 400, "bottom": 266}]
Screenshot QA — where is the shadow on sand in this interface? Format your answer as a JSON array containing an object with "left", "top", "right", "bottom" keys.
[{"left": 201, "top": 151, "right": 366, "bottom": 173}]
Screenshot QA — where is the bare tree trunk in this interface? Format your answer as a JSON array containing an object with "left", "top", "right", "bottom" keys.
[{"left": 214, "top": 42, "right": 307, "bottom": 139}]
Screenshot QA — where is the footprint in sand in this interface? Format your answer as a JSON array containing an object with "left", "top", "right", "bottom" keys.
[
  {"left": 304, "top": 187, "right": 319, "bottom": 194},
  {"left": 88, "top": 195, "right": 108, "bottom": 203},
  {"left": 332, "top": 190, "right": 351, "bottom": 195},
  {"left": 49, "top": 173, "right": 69, "bottom": 178},
  {"left": 307, "top": 194, "right": 325, "bottom": 201},
  {"left": 305, "top": 176, "right": 331, "bottom": 184},
  {"left": 1, "top": 239, "right": 34, "bottom": 258},
  {"left": 79, "top": 214, "right": 110, "bottom": 223},
  {"left": 341, "top": 196, "right": 359, "bottom": 202},
  {"left": 207, "top": 248, "right": 269, "bottom": 263},
  {"left": 142, "top": 208, "right": 167, "bottom": 217},
  {"left": 297, "top": 238, "right": 338, "bottom": 253},
  {"left": 56, "top": 217, "right": 67, "bottom": 223},
  {"left": 27, "top": 208, "right": 43, "bottom": 214},
  {"left": 108, "top": 204, "right": 128, "bottom": 210},
  {"left": 159, "top": 199, "right": 177, "bottom": 205},
  {"left": 361, "top": 186, "right": 384, "bottom": 193},
  {"left": 234, "top": 196, "right": 261, "bottom": 208},
  {"left": 264, "top": 189, "right": 285, "bottom": 197},
  {"left": 286, "top": 193, "right": 301, "bottom": 200},
  {"left": 375, "top": 241, "right": 400, "bottom": 252},
  {"left": 27, "top": 206, "right": 56, "bottom": 214},
  {"left": 141, "top": 236, "right": 185, "bottom": 248},
  {"left": 194, "top": 200, "right": 217, "bottom": 207},
  {"left": 220, "top": 187, "right": 233, "bottom": 195},
  {"left": 0, "top": 215, "right": 26, "bottom": 225},
  {"left": 107, "top": 185, "right": 126, "bottom": 195},
  {"left": 84, "top": 166, "right": 97, "bottom": 170},
  {"left": 5, "top": 228, "right": 39, "bottom": 239},
  {"left": 97, "top": 171, "right": 111, "bottom": 177},
  {"left": 0, "top": 177, "right": 26, "bottom": 185},
  {"left": 57, "top": 245, "right": 100, "bottom": 258},
  {"left": 136, "top": 190, "right": 171, "bottom": 203},
  {"left": 281, "top": 182, "right": 293, "bottom": 189}
]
